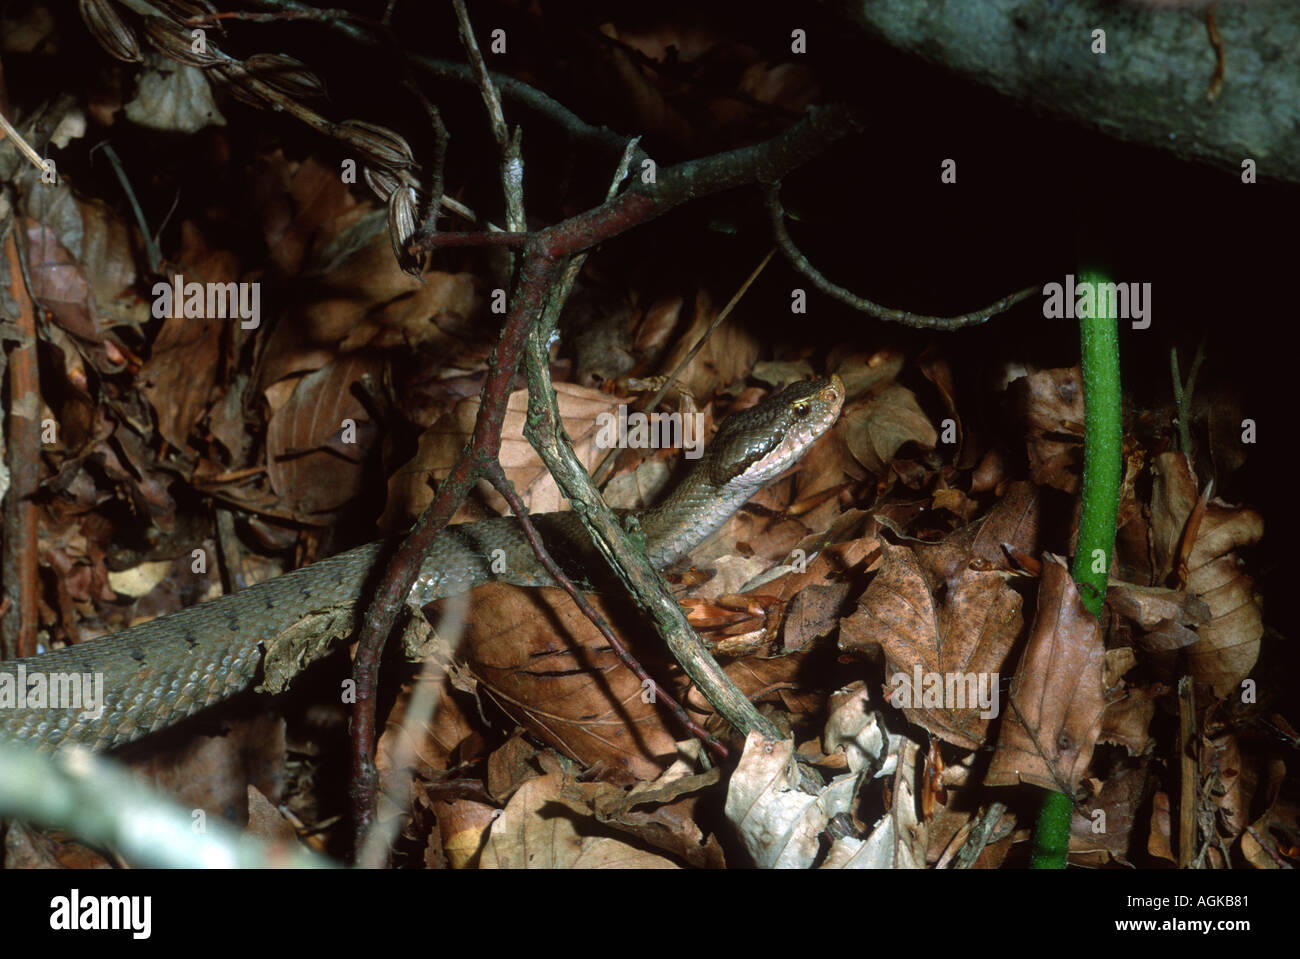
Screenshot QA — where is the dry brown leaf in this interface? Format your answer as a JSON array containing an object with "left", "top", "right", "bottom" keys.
[
  {"left": 138, "top": 219, "right": 247, "bottom": 451},
  {"left": 1069, "top": 764, "right": 1149, "bottom": 865},
  {"left": 1201, "top": 729, "right": 1248, "bottom": 840},
  {"left": 378, "top": 671, "right": 480, "bottom": 777},
  {"left": 724, "top": 732, "right": 860, "bottom": 868},
  {"left": 1017, "top": 367, "right": 1084, "bottom": 493},
  {"left": 125, "top": 61, "right": 225, "bottom": 133},
  {"left": 556, "top": 764, "right": 726, "bottom": 869},
  {"left": 245, "top": 785, "right": 300, "bottom": 846},
  {"left": 265, "top": 353, "right": 383, "bottom": 516},
  {"left": 840, "top": 540, "right": 1022, "bottom": 749},
  {"left": 386, "top": 382, "right": 617, "bottom": 527},
  {"left": 986, "top": 556, "right": 1106, "bottom": 795},
  {"left": 911, "top": 481, "right": 1041, "bottom": 582},
  {"left": 781, "top": 582, "right": 851, "bottom": 652},
  {"left": 431, "top": 798, "right": 499, "bottom": 869},
  {"left": 134, "top": 713, "right": 287, "bottom": 829},
  {"left": 1099, "top": 684, "right": 1163, "bottom": 756},
  {"left": 1149, "top": 454, "right": 1264, "bottom": 693},
  {"left": 593, "top": 22, "right": 694, "bottom": 146},
  {"left": 843, "top": 382, "right": 938, "bottom": 475},
  {"left": 831, "top": 348, "right": 905, "bottom": 397},
  {"left": 653, "top": 290, "right": 759, "bottom": 397},
  {"left": 139, "top": 311, "right": 222, "bottom": 452},
  {"left": 485, "top": 733, "right": 545, "bottom": 805},
  {"left": 460, "top": 583, "right": 680, "bottom": 781},
  {"left": 738, "top": 61, "right": 821, "bottom": 114},
  {"left": 255, "top": 152, "right": 359, "bottom": 276},
  {"left": 22, "top": 217, "right": 105, "bottom": 346},
  {"left": 479, "top": 772, "right": 678, "bottom": 868},
  {"left": 1147, "top": 790, "right": 1177, "bottom": 863}
]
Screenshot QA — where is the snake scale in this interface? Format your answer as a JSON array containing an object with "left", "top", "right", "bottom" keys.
[{"left": 0, "top": 377, "right": 844, "bottom": 752}]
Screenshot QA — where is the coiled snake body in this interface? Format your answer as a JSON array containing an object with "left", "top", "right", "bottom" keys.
[{"left": 0, "top": 377, "right": 843, "bottom": 751}]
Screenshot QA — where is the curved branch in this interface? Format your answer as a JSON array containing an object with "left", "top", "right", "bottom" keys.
[{"left": 763, "top": 182, "right": 1036, "bottom": 330}]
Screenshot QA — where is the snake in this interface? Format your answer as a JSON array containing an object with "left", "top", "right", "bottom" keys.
[{"left": 0, "top": 376, "right": 844, "bottom": 752}]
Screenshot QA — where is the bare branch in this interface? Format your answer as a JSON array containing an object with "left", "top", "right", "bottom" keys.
[{"left": 763, "top": 182, "right": 1036, "bottom": 330}]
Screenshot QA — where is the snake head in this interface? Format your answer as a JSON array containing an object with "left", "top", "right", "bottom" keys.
[{"left": 705, "top": 375, "right": 844, "bottom": 488}]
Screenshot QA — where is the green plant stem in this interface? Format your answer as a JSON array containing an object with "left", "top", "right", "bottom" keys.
[{"left": 1030, "top": 269, "right": 1122, "bottom": 868}]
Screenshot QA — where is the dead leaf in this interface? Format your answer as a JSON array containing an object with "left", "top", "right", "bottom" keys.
[
  {"left": 843, "top": 383, "right": 938, "bottom": 475},
  {"left": 986, "top": 555, "right": 1106, "bottom": 795},
  {"left": 479, "top": 772, "right": 679, "bottom": 868},
  {"left": 1017, "top": 367, "right": 1084, "bottom": 493},
  {"left": 840, "top": 540, "right": 1022, "bottom": 749}
]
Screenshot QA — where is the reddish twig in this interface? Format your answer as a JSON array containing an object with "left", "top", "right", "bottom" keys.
[
  {"left": 349, "top": 253, "right": 563, "bottom": 852},
  {"left": 2, "top": 230, "right": 41, "bottom": 659}
]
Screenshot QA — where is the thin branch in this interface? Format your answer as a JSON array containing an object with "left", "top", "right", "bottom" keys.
[
  {"left": 348, "top": 253, "right": 563, "bottom": 853},
  {"left": 1, "top": 231, "right": 40, "bottom": 660},
  {"left": 518, "top": 294, "right": 782, "bottom": 745},
  {"left": 454, "top": 0, "right": 524, "bottom": 244},
  {"left": 1170, "top": 334, "right": 1207, "bottom": 456},
  {"left": 89, "top": 140, "right": 161, "bottom": 274},
  {"left": 485, "top": 463, "right": 727, "bottom": 760},
  {"left": 0, "top": 109, "right": 52, "bottom": 175},
  {"left": 592, "top": 247, "right": 775, "bottom": 486},
  {"left": 245, "top": 0, "right": 651, "bottom": 170},
  {"left": 763, "top": 182, "right": 1036, "bottom": 329},
  {"left": 375, "top": 26, "right": 449, "bottom": 245},
  {"left": 355, "top": 593, "right": 467, "bottom": 870},
  {"left": 347, "top": 102, "right": 867, "bottom": 846},
  {"left": 0, "top": 743, "right": 335, "bottom": 868}
]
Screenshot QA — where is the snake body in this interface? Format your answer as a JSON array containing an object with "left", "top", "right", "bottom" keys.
[{"left": 0, "top": 377, "right": 843, "bottom": 752}]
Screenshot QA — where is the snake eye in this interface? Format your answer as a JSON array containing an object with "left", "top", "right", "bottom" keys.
[{"left": 793, "top": 401, "right": 810, "bottom": 418}]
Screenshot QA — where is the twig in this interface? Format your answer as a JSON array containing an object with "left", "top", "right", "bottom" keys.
[
  {"left": 189, "top": 7, "right": 377, "bottom": 27},
  {"left": 1169, "top": 334, "right": 1207, "bottom": 455},
  {"left": 763, "top": 182, "right": 1036, "bottom": 329},
  {"left": 89, "top": 140, "right": 162, "bottom": 274},
  {"left": 953, "top": 801, "right": 1009, "bottom": 868},
  {"left": 373, "top": 19, "right": 448, "bottom": 244},
  {"left": 519, "top": 292, "right": 782, "bottom": 745},
  {"left": 486, "top": 463, "right": 727, "bottom": 760},
  {"left": 0, "top": 109, "right": 52, "bottom": 176},
  {"left": 355, "top": 593, "right": 467, "bottom": 869},
  {"left": 0, "top": 742, "right": 335, "bottom": 868},
  {"left": 591, "top": 246, "right": 775, "bottom": 485},
  {"left": 1177, "top": 675, "right": 1198, "bottom": 868},
  {"left": 415, "top": 229, "right": 528, "bottom": 252},
  {"left": 1, "top": 231, "right": 40, "bottom": 660},
  {"left": 453, "top": 0, "right": 523, "bottom": 234},
  {"left": 245, "top": 0, "right": 651, "bottom": 170},
  {"left": 348, "top": 253, "right": 563, "bottom": 853}
]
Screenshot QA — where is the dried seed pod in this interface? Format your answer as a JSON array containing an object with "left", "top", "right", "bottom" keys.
[
  {"left": 78, "top": 0, "right": 143, "bottom": 64},
  {"left": 244, "top": 53, "right": 328, "bottom": 102},
  {"left": 387, "top": 186, "right": 423, "bottom": 276},
  {"left": 141, "top": 15, "right": 227, "bottom": 67},
  {"left": 152, "top": 0, "right": 211, "bottom": 23},
  {"left": 209, "top": 64, "right": 267, "bottom": 108},
  {"left": 363, "top": 166, "right": 400, "bottom": 203},
  {"left": 335, "top": 119, "right": 414, "bottom": 172}
]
